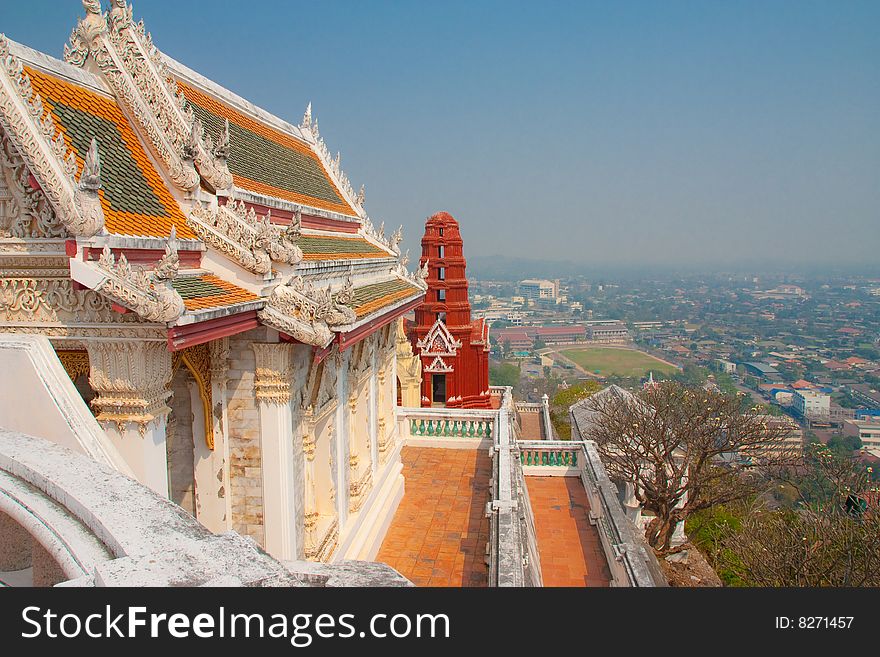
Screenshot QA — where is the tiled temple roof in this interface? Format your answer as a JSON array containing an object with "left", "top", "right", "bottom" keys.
[
  {"left": 25, "top": 66, "right": 193, "bottom": 240},
  {"left": 176, "top": 80, "right": 357, "bottom": 217},
  {"left": 172, "top": 273, "right": 260, "bottom": 312},
  {"left": 352, "top": 278, "right": 423, "bottom": 319},
  {"left": 299, "top": 234, "right": 391, "bottom": 261}
]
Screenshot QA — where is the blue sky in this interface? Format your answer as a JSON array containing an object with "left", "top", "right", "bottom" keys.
[{"left": 4, "top": 1, "right": 879, "bottom": 269}]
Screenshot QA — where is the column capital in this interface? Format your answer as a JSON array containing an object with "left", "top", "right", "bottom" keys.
[
  {"left": 86, "top": 341, "right": 172, "bottom": 435},
  {"left": 252, "top": 342, "right": 296, "bottom": 405}
]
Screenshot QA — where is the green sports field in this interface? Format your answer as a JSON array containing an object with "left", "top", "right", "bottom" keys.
[{"left": 559, "top": 347, "right": 677, "bottom": 378}]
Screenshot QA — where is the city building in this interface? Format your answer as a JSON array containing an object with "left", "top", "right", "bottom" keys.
[
  {"left": 409, "top": 212, "right": 490, "bottom": 408},
  {"left": 715, "top": 359, "right": 737, "bottom": 374},
  {"left": 792, "top": 390, "right": 832, "bottom": 425},
  {"left": 845, "top": 416, "right": 880, "bottom": 457},
  {"left": 494, "top": 325, "right": 588, "bottom": 350},
  {"left": 743, "top": 362, "right": 782, "bottom": 381},
  {"left": 587, "top": 322, "right": 630, "bottom": 344},
  {"left": 746, "top": 415, "right": 803, "bottom": 459},
  {"left": 519, "top": 279, "right": 558, "bottom": 300}
]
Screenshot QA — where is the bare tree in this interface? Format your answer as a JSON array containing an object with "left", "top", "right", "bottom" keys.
[
  {"left": 579, "top": 382, "right": 796, "bottom": 555},
  {"left": 720, "top": 447, "right": 880, "bottom": 586}
]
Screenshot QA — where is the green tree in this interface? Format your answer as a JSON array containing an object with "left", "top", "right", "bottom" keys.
[{"left": 489, "top": 362, "right": 520, "bottom": 388}]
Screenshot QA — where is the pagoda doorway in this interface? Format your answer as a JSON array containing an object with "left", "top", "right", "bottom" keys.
[{"left": 431, "top": 373, "right": 447, "bottom": 407}]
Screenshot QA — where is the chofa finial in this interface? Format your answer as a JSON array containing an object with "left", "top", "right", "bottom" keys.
[
  {"left": 79, "top": 137, "right": 102, "bottom": 192},
  {"left": 83, "top": 0, "right": 103, "bottom": 15}
]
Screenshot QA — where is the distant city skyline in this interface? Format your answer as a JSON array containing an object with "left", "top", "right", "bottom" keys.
[{"left": 5, "top": 0, "right": 879, "bottom": 267}]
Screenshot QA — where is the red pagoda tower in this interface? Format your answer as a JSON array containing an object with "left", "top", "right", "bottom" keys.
[{"left": 410, "top": 212, "right": 490, "bottom": 408}]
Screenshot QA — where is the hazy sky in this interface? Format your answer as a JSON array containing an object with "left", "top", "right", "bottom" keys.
[{"left": 4, "top": 1, "right": 878, "bottom": 268}]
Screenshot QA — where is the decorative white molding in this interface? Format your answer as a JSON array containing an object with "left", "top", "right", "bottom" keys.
[
  {"left": 64, "top": 1, "right": 234, "bottom": 191},
  {"left": 0, "top": 129, "right": 67, "bottom": 238},
  {"left": 0, "top": 35, "right": 105, "bottom": 237},
  {"left": 188, "top": 200, "right": 301, "bottom": 275},
  {"left": 64, "top": 3, "right": 203, "bottom": 192},
  {"left": 258, "top": 276, "right": 356, "bottom": 348},
  {"left": 417, "top": 317, "right": 462, "bottom": 357},
  {"left": 252, "top": 342, "right": 295, "bottom": 405},
  {"left": 424, "top": 355, "right": 453, "bottom": 373},
  {"left": 74, "top": 229, "right": 185, "bottom": 323},
  {"left": 86, "top": 339, "right": 173, "bottom": 435},
  {"left": 299, "top": 103, "right": 361, "bottom": 216}
]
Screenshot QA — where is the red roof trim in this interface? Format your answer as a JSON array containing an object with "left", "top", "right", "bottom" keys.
[
  {"left": 167, "top": 310, "right": 259, "bottom": 351},
  {"left": 337, "top": 296, "right": 423, "bottom": 351},
  {"left": 218, "top": 197, "right": 359, "bottom": 234},
  {"left": 84, "top": 246, "right": 202, "bottom": 268}
]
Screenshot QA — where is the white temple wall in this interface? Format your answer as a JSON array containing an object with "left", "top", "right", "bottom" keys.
[{"left": 225, "top": 327, "right": 270, "bottom": 544}]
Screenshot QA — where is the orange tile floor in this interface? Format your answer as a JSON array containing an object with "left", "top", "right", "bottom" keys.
[
  {"left": 376, "top": 447, "right": 491, "bottom": 587},
  {"left": 519, "top": 411, "right": 545, "bottom": 440},
  {"left": 525, "top": 476, "right": 612, "bottom": 587}
]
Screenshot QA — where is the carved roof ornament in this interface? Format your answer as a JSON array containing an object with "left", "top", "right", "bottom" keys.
[
  {"left": 0, "top": 36, "right": 105, "bottom": 236},
  {"left": 154, "top": 224, "right": 179, "bottom": 281},
  {"left": 297, "top": 103, "right": 362, "bottom": 216},
  {"left": 255, "top": 209, "right": 303, "bottom": 265},
  {"left": 416, "top": 316, "right": 462, "bottom": 356},
  {"left": 285, "top": 207, "right": 302, "bottom": 241},
  {"left": 389, "top": 224, "right": 403, "bottom": 255},
  {"left": 415, "top": 258, "right": 430, "bottom": 289},
  {"left": 64, "top": 1, "right": 233, "bottom": 192},
  {"left": 356, "top": 184, "right": 365, "bottom": 209},
  {"left": 91, "top": 241, "right": 185, "bottom": 323},
  {"left": 258, "top": 275, "right": 356, "bottom": 348},
  {"left": 213, "top": 118, "right": 231, "bottom": 160},
  {"left": 425, "top": 356, "right": 453, "bottom": 373},
  {"left": 188, "top": 201, "right": 302, "bottom": 275}
]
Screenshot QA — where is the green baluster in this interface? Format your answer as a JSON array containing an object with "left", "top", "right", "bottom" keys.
[
  {"left": 486, "top": 422, "right": 492, "bottom": 439},
  {"left": 520, "top": 452, "right": 525, "bottom": 465},
  {"left": 443, "top": 419, "right": 450, "bottom": 436},
  {"left": 477, "top": 421, "right": 484, "bottom": 437},
  {"left": 426, "top": 419, "right": 435, "bottom": 436},
  {"left": 542, "top": 451, "right": 548, "bottom": 465},
  {"left": 410, "top": 418, "right": 417, "bottom": 435},
  {"left": 469, "top": 421, "right": 476, "bottom": 437},
  {"left": 572, "top": 452, "right": 577, "bottom": 466},
  {"left": 418, "top": 419, "right": 425, "bottom": 436}
]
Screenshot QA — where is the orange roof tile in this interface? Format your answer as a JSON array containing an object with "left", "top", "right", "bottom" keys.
[
  {"left": 25, "top": 67, "right": 194, "bottom": 240},
  {"left": 176, "top": 80, "right": 357, "bottom": 217},
  {"left": 172, "top": 274, "right": 260, "bottom": 312}
]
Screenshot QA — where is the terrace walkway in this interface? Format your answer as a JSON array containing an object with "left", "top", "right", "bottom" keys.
[
  {"left": 525, "top": 476, "right": 612, "bottom": 587},
  {"left": 376, "top": 446, "right": 491, "bottom": 587},
  {"left": 518, "top": 410, "right": 545, "bottom": 441}
]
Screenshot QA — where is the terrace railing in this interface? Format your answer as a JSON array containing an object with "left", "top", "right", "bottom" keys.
[{"left": 396, "top": 405, "right": 497, "bottom": 447}]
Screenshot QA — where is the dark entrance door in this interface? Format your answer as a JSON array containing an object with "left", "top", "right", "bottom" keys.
[{"left": 431, "top": 374, "right": 447, "bottom": 405}]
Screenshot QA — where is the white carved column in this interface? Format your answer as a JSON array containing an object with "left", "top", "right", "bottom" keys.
[
  {"left": 202, "top": 337, "right": 232, "bottom": 531},
  {"left": 301, "top": 406, "right": 320, "bottom": 559},
  {"left": 86, "top": 341, "right": 172, "bottom": 496},
  {"left": 334, "top": 350, "right": 349, "bottom": 530},
  {"left": 253, "top": 343, "right": 298, "bottom": 560}
]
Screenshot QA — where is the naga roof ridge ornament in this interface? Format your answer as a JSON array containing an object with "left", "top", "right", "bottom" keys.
[
  {"left": 64, "top": 1, "right": 232, "bottom": 192},
  {"left": 298, "top": 101, "right": 362, "bottom": 217},
  {"left": 258, "top": 275, "right": 357, "bottom": 348},
  {"left": 89, "top": 233, "right": 186, "bottom": 323},
  {"left": 188, "top": 199, "right": 304, "bottom": 275},
  {"left": 0, "top": 34, "right": 105, "bottom": 236}
]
